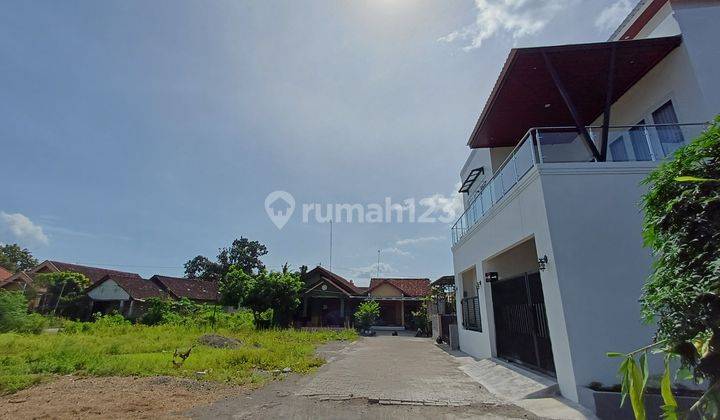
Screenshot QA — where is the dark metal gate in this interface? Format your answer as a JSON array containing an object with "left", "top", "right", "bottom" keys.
[{"left": 492, "top": 272, "right": 555, "bottom": 376}]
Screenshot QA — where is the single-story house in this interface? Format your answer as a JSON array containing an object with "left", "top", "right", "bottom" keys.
[
  {"left": 149, "top": 275, "right": 221, "bottom": 303},
  {"left": 1, "top": 260, "right": 220, "bottom": 317},
  {"left": 0, "top": 266, "right": 13, "bottom": 283},
  {"left": 86, "top": 274, "right": 220, "bottom": 319},
  {"left": 0, "top": 260, "right": 142, "bottom": 310},
  {"left": 296, "top": 266, "right": 431, "bottom": 329},
  {"left": 86, "top": 274, "right": 168, "bottom": 318}
]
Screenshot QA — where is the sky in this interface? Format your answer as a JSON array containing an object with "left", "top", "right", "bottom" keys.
[{"left": 1, "top": 0, "right": 635, "bottom": 285}]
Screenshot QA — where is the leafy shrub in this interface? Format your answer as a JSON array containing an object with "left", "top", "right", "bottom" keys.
[
  {"left": 411, "top": 301, "right": 431, "bottom": 335},
  {"left": 0, "top": 290, "right": 32, "bottom": 332},
  {"left": 0, "top": 291, "right": 59, "bottom": 334},
  {"left": 609, "top": 118, "right": 720, "bottom": 419},
  {"left": 354, "top": 300, "right": 380, "bottom": 331},
  {"left": 138, "top": 297, "right": 254, "bottom": 331}
]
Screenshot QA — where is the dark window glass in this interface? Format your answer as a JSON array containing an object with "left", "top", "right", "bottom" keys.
[
  {"left": 610, "top": 136, "right": 628, "bottom": 162},
  {"left": 630, "top": 120, "right": 652, "bottom": 161},
  {"left": 652, "top": 101, "right": 685, "bottom": 156}
]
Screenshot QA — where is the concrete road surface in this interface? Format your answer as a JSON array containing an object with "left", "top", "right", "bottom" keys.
[{"left": 191, "top": 334, "right": 542, "bottom": 419}]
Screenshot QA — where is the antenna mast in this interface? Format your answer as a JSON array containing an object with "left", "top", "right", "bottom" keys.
[
  {"left": 329, "top": 220, "right": 333, "bottom": 272},
  {"left": 377, "top": 249, "right": 381, "bottom": 278}
]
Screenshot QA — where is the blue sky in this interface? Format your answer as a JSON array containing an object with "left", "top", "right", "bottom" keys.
[{"left": 1, "top": 0, "right": 632, "bottom": 285}]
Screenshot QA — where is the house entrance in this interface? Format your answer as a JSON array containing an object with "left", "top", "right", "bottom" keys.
[{"left": 492, "top": 272, "right": 555, "bottom": 376}]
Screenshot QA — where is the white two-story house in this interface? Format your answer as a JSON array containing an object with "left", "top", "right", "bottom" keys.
[{"left": 451, "top": 0, "right": 719, "bottom": 411}]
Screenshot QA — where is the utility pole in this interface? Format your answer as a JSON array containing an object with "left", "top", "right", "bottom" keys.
[
  {"left": 52, "top": 279, "right": 68, "bottom": 316},
  {"left": 329, "top": 220, "right": 333, "bottom": 272},
  {"left": 377, "top": 249, "right": 381, "bottom": 278}
]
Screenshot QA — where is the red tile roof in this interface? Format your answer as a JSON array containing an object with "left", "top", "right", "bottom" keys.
[
  {"left": 150, "top": 275, "right": 220, "bottom": 302},
  {"left": 0, "top": 267, "right": 13, "bottom": 282},
  {"left": 88, "top": 275, "right": 168, "bottom": 300},
  {"left": 307, "top": 266, "right": 362, "bottom": 295},
  {"left": 47, "top": 261, "right": 141, "bottom": 285},
  {"left": 368, "top": 278, "right": 431, "bottom": 297}
]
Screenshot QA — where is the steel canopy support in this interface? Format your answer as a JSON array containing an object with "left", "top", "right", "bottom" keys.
[
  {"left": 600, "top": 44, "right": 617, "bottom": 162},
  {"left": 542, "top": 51, "right": 602, "bottom": 161}
]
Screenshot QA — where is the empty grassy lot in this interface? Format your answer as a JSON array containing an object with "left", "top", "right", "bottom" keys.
[{"left": 0, "top": 319, "right": 355, "bottom": 395}]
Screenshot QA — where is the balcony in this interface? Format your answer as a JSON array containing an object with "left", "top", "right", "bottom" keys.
[{"left": 451, "top": 123, "right": 708, "bottom": 245}]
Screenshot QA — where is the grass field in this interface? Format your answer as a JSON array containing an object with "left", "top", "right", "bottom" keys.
[{"left": 0, "top": 319, "right": 356, "bottom": 395}]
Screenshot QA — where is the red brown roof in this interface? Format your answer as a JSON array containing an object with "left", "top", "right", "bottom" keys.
[
  {"left": 47, "top": 261, "right": 141, "bottom": 285},
  {"left": 0, "top": 266, "right": 13, "bottom": 282},
  {"left": 306, "top": 266, "right": 362, "bottom": 295},
  {"left": 468, "top": 35, "right": 682, "bottom": 148},
  {"left": 367, "top": 278, "right": 431, "bottom": 297},
  {"left": 150, "top": 275, "right": 220, "bottom": 302},
  {"left": 87, "top": 275, "right": 168, "bottom": 300}
]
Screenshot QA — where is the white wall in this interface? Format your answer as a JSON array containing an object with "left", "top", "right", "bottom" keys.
[
  {"left": 452, "top": 167, "right": 578, "bottom": 401},
  {"left": 539, "top": 162, "right": 661, "bottom": 393},
  {"left": 673, "top": 2, "right": 720, "bottom": 118},
  {"left": 460, "top": 149, "right": 492, "bottom": 209},
  {"left": 637, "top": 1, "right": 680, "bottom": 39},
  {"left": 87, "top": 279, "right": 130, "bottom": 301},
  {"left": 452, "top": 162, "right": 667, "bottom": 403}
]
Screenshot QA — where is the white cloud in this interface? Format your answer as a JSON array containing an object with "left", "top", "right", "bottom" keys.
[
  {"left": 439, "top": 0, "right": 573, "bottom": 50},
  {"left": 394, "top": 236, "right": 445, "bottom": 246},
  {"left": 595, "top": 0, "right": 633, "bottom": 32},
  {"left": 381, "top": 247, "right": 412, "bottom": 257},
  {"left": 0, "top": 212, "right": 49, "bottom": 245},
  {"left": 348, "top": 262, "right": 396, "bottom": 279},
  {"left": 418, "top": 183, "right": 464, "bottom": 223}
]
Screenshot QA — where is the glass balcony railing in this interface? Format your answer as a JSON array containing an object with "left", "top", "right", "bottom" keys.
[{"left": 451, "top": 122, "right": 708, "bottom": 245}]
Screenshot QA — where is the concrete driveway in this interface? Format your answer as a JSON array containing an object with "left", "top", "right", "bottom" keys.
[
  {"left": 299, "top": 334, "right": 503, "bottom": 405},
  {"left": 192, "top": 334, "right": 540, "bottom": 419}
]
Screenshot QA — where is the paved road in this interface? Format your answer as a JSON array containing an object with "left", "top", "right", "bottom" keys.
[
  {"left": 299, "top": 335, "right": 503, "bottom": 405},
  {"left": 191, "top": 335, "right": 540, "bottom": 419}
]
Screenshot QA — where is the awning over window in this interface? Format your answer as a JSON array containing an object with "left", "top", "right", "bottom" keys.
[{"left": 468, "top": 35, "right": 682, "bottom": 149}]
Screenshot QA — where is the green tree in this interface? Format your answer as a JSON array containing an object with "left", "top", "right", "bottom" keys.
[
  {"left": 0, "top": 244, "right": 38, "bottom": 273},
  {"left": 34, "top": 271, "right": 90, "bottom": 317},
  {"left": 609, "top": 118, "right": 720, "bottom": 419},
  {"left": 354, "top": 300, "right": 380, "bottom": 332},
  {"left": 184, "top": 237, "right": 268, "bottom": 281},
  {"left": 219, "top": 267, "right": 256, "bottom": 307},
  {"left": 217, "top": 238, "right": 268, "bottom": 275},
  {"left": 184, "top": 255, "right": 221, "bottom": 281},
  {"left": 247, "top": 270, "right": 303, "bottom": 328}
]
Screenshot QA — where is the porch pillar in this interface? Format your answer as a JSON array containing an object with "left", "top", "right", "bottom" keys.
[
  {"left": 127, "top": 300, "right": 135, "bottom": 318},
  {"left": 340, "top": 298, "right": 345, "bottom": 317},
  {"left": 401, "top": 299, "right": 405, "bottom": 327}
]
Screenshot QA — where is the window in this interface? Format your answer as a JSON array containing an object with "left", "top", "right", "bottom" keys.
[
  {"left": 610, "top": 136, "right": 628, "bottom": 162},
  {"left": 461, "top": 296, "right": 482, "bottom": 332},
  {"left": 630, "top": 120, "right": 653, "bottom": 161},
  {"left": 652, "top": 100, "right": 685, "bottom": 156}
]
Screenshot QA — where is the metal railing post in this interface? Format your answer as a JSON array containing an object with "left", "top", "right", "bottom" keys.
[
  {"left": 536, "top": 130, "right": 545, "bottom": 164},
  {"left": 643, "top": 126, "right": 657, "bottom": 161}
]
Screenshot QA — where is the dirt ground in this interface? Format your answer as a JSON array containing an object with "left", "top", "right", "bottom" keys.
[
  {"left": 0, "top": 376, "right": 242, "bottom": 420},
  {"left": 1, "top": 336, "right": 544, "bottom": 419}
]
